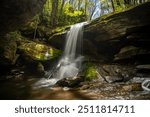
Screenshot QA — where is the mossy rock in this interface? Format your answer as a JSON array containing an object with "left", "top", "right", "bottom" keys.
[
  {"left": 84, "top": 63, "right": 98, "bottom": 81},
  {"left": 18, "top": 40, "right": 61, "bottom": 62}
]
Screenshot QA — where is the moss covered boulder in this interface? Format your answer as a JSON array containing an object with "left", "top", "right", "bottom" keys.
[
  {"left": 17, "top": 40, "right": 61, "bottom": 74},
  {"left": 18, "top": 40, "right": 61, "bottom": 62}
]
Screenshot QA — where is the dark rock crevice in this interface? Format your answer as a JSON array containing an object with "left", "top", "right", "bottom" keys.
[{"left": 0, "top": 0, "right": 46, "bottom": 36}]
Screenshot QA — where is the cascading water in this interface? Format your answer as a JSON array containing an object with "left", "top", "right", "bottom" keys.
[
  {"left": 53, "top": 22, "right": 85, "bottom": 79},
  {"left": 33, "top": 22, "right": 86, "bottom": 88}
]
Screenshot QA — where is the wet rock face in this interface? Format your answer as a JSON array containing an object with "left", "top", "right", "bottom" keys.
[{"left": 0, "top": 0, "right": 46, "bottom": 35}]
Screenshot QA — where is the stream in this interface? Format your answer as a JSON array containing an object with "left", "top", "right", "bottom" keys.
[{"left": 0, "top": 72, "right": 150, "bottom": 100}]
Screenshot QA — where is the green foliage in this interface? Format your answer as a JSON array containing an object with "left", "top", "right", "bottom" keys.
[
  {"left": 39, "top": 0, "right": 147, "bottom": 27},
  {"left": 84, "top": 63, "right": 98, "bottom": 81},
  {"left": 40, "top": 0, "right": 52, "bottom": 25},
  {"left": 40, "top": 0, "right": 87, "bottom": 27},
  {"left": 58, "top": 2, "right": 87, "bottom": 26}
]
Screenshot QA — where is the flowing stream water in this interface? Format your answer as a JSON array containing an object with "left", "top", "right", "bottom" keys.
[{"left": 33, "top": 22, "right": 86, "bottom": 88}]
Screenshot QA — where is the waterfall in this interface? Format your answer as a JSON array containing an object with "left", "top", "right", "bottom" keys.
[
  {"left": 33, "top": 22, "right": 86, "bottom": 88},
  {"left": 51, "top": 22, "right": 86, "bottom": 79}
]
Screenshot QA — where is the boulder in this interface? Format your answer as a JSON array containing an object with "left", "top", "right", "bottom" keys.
[
  {"left": 97, "top": 64, "right": 135, "bottom": 82},
  {"left": 18, "top": 40, "right": 61, "bottom": 62},
  {"left": 17, "top": 39, "right": 61, "bottom": 73},
  {"left": 56, "top": 77, "right": 84, "bottom": 87},
  {"left": 105, "top": 76, "right": 124, "bottom": 83}
]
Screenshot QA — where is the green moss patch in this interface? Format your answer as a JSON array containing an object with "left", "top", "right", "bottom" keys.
[{"left": 84, "top": 63, "right": 98, "bottom": 81}]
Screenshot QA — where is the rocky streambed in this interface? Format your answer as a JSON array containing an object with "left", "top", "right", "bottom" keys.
[{"left": 0, "top": 63, "right": 150, "bottom": 100}]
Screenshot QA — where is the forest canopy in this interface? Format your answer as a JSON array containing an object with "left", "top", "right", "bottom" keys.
[{"left": 36, "top": 0, "right": 148, "bottom": 27}]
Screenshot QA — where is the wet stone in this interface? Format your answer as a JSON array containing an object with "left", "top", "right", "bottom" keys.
[
  {"left": 105, "top": 75, "right": 124, "bottom": 83},
  {"left": 136, "top": 64, "right": 150, "bottom": 70},
  {"left": 56, "top": 77, "right": 84, "bottom": 87},
  {"left": 122, "top": 83, "right": 142, "bottom": 92}
]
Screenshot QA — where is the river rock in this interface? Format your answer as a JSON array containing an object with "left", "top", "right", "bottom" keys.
[
  {"left": 105, "top": 76, "right": 124, "bottom": 83},
  {"left": 56, "top": 77, "right": 84, "bottom": 87},
  {"left": 97, "top": 64, "right": 135, "bottom": 82},
  {"left": 122, "top": 83, "right": 142, "bottom": 91}
]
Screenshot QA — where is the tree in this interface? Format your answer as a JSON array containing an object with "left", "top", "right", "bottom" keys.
[
  {"left": 110, "top": 0, "right": 115, "bottom": 11},
  {"left": 39, "top": 0, "right": 148, "bottom": 27},
  {"left": 59, "top": 0, "right": 66, "bottom": 18},
  {"left": 51, "top": 0, "right": 59, "bottom": 27},
  {"left": 116, "top": 0, "right": 121, "bottom": 6},
  {"left": 78, "top": 0, "right": 81, "bottom": 10},
  {"left": 87, "top": 0, "right": 99, "bottom": 20}
]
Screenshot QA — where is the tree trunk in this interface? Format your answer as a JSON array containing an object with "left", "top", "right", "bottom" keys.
[
  {"left": 59, "top": 0, "right": 65, "bottom": 17},
  {"left": 106, "top": 0, "right": 110, "bottom": 12},
  {"left": 51, "top": 0, "right": 58, "bottom": 27},
  {"left": 116, "top": 0, "right": 121, "bottom": 6},
  {"left": 90, "top": 0, "right": 97, "bottom": 20},
  {"left": 78, "top": 0, "right": 81, "bottom": 10},
  {"left": 110, "top": 0, "right": 115, "bottom": 11}
]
